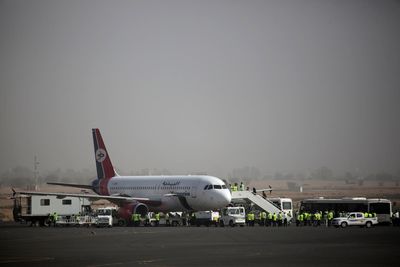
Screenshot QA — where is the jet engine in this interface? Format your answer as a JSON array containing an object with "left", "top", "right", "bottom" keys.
[{"left": 118, "top": 202, "right": 149, "bottom": 221}]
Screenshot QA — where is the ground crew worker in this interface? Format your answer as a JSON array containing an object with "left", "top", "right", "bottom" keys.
[
  {"left": 364, "top": 212, "right": 369, "bottom": 218},
  {"left": 131, "top": 213, "right": 136, "bottom": 226},
  {"left": 267, "top": 212, "right": 273, "bottom": 227},
  {"left": 74, "top": 214, "right": 79, "bottom": 225},
  {"left": 249, "top": 212, "right": 255, "bottom": 226},
  {"left": 239, "top": 182, "right": 245, "bottom": 191},
  {"left": 213, "top": 212, "right": 220, "bottom": 226},
  {"left": 53, "top": 212, "right": 58, "bottom": 227},
  {"left": 328, "top": 211, "right": 334, "bottom": 227},
  {"left": 233, "top": 183, "right": 238, "bottom": 192},
  {"left": 132, "top": 213, "right": 140, "bottom": 227},
  {"left": 191, "top": 212, "right": 196, "bottom": 226},
  {"left": 302, "top": 212, "right": 307, "bottom": 226},
  {"left": 155, "top": 212, "right": 160, "bottom": 226},
  {"left": 314, "top": 212, "right": 321, "bottom": 226},
  {"left": 298, "top": 213, "right": 304, "bottom": 227},
  {"left": 260, "top": 211, "right": 267, "bottom": 226},
  {"left": 247, "top": 212, "right": 252, "bottom": 226},
  {"left": 277, "top": 212, "right": 283, "bottom": 227},
  {"left": 306, "top": 212, "right": 312, "bottom": 226},
  {"left": 272, "top": 213, "right": 277, "bottom": 227}
]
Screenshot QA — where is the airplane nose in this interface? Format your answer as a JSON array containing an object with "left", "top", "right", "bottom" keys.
[{"left": 220, "top": 190, "right": 232, "bottom": 206}]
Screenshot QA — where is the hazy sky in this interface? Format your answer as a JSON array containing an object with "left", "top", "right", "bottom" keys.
[{"left": 1, "top": 0, "right": 399, "bottom": 178}]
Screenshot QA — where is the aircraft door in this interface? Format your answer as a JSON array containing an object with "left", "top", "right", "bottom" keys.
[{"left": 191, "top": 186, "right": 197, "bottom": 198}]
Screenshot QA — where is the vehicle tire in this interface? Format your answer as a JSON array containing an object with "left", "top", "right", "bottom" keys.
[
  {"left": 117, "top": 219, "right": 126, "bottom": 227},
  {"left": 366, "top": 221, "right": 372, "bottom": 228},
  {"left": 219, "top": 220, "right": 225, "bottom": 227},
  {"left": 340, "top": 222, "right": 347, "bottom": 228},
  {"left": 229, "top": 220, "right": 235, "bottom": 227}
]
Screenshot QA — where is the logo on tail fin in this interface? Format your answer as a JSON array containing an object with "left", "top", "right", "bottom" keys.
[
  {"left": 92, "top": 128, "right": 115, "bottom": 184},
  {"left": 96, "top": 149, "right": 107, "bottom": 162}
]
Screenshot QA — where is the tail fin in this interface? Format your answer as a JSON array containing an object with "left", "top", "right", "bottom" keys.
[{"left": 92, "top": 128, "right": 115, "bottom": 180}]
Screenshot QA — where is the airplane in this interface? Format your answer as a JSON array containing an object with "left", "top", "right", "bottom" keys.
[{"left": 16, "top": 128, "right": 232, "bottom": 223}]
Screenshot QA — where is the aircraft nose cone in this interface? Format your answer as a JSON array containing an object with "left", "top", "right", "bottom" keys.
[{"left": 220, "top": 190, "right": 232, "bottom": 206}]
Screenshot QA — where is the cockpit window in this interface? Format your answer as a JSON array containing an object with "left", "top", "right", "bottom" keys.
[
  {"left": 204, "top": 184, "right": 225, "bottom": 190},
  {"left": 204, "top": 184, "right": 213, "bottom": 190}
]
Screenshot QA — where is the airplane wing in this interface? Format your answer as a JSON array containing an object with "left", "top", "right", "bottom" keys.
[
  {"left": 47, "top": 182, "right": 94, "bottom": 190},
  {"left": 15, "top": 190, "right": 156, "bottom": 205}
]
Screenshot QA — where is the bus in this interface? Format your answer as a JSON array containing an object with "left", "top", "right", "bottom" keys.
[{"left": 299, "top": 197, "right": 392, "bottom": 224}]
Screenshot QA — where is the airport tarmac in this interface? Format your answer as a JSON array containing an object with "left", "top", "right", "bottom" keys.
[{"left": 0, "top": 223, "right": 399, "bottom": 267}]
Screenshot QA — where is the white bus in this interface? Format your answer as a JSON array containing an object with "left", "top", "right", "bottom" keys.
[{"left": 299, "top": 197, "right": 392, "bottom": 224}]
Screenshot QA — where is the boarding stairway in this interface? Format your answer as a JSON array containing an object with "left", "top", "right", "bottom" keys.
[{"left": 231, "top": 191, "right": 288, "bottom": 219}]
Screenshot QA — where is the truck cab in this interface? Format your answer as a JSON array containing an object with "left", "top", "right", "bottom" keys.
[
  {"left": 219, "top": 207, "right": 246, "bottom": 227},
  {"left": 96, "top": 207, "right": 118, "bottom": 227}
]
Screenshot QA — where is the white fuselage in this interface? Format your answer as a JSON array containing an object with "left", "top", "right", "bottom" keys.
[{"left": 107, "top": 175, "right": 231, "bottom": 212}]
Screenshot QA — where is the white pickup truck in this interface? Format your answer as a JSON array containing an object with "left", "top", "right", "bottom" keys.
[
  {"left": 331, "top": 212, "right": 378, "bottom": 228},
  {"left": 219, "top": 207, "right": 246, "bottom": 227}
]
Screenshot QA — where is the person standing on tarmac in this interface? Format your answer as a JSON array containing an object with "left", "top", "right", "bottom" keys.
[
  {"left": 327, "top": 210, "right": 334, "bottom": 227},
  {"left": 260, "top": 211, "right": 267, "bottom": 226},
  {"left": 246, "top": 212, "right": 252, "bottom": 226},
  {"left": 283, "top": 213, "right": 288, "bottom": 227},
  {"left": 272, "top": 213, "right": 277, "bottom": 227},
  {"left": 267, "top": 212, "right": 273, "bottom": 227},
  {"left": 53, "top": 212, "right": 58, "bottom": 227},
  {"left": 277, "top": 212, "right": 283, "bottom": 227},
  {"left": 250, "top": 212, "right": 255, "bottom": 226},
  {"left": 155, "top": 212, "right": 160, "bottom": 226}
]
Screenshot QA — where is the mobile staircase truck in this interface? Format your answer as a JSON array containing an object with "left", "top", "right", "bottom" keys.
[
  {"left": 231, "top": 191, "right": 293, "bottom": 222},
  {"left": 13, "top": 194, "right": 92, "bottom": 227}
]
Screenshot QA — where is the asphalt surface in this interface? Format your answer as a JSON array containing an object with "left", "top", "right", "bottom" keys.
[{"left": 0, "top": 223, "right": 399, "bottom": 267}]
